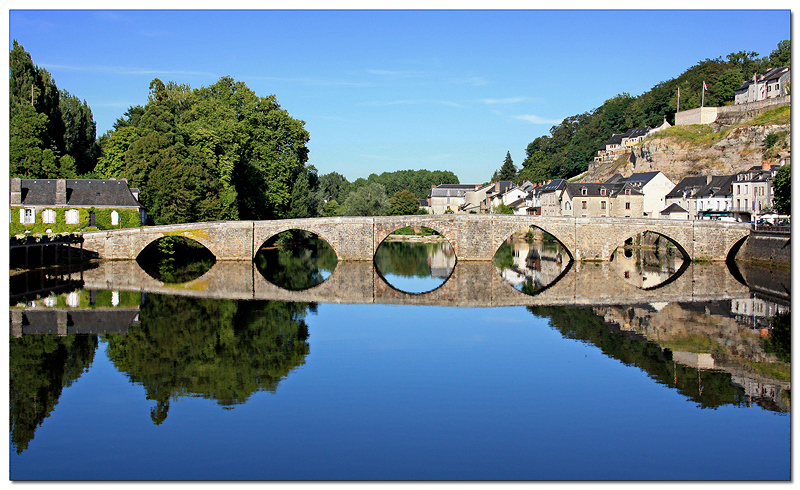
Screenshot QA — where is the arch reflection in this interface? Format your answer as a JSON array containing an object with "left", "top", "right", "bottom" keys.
[
  {"left": 493, "top": 227, "right": 572, "bottom": 296},
  {"left": 610, "top": 231, "right": 688, "bottom": 290},
  {"left": 255, "top": 230, "right": 338, "bottom": 291},
  {"left": 374, "top": 227, "right": 456, "bottom": 294},
  {"left": 136, "top": 235, "right": 216, "bottom": 284}
]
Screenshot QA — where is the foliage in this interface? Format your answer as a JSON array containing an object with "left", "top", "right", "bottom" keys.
[
  {"left": 772, "top": 164, "right": 790, "bottom": 215},
  {"left": 763, "top": 312, "right": 791, "bottom": 365},
  {"left": 10, "top": 206, "right": 141, "bottom": 236},
  {"left": 344, "top": 182, "right": 390, "bottom": 216},
  {"left": 389, "top": 189, "right": 421, "bottom": 215},
  {"left": 493, "top": 151, "right": 518, "bottom": 182},
  {"left": 353, "top": 169, "right": 460, "bottom": 200},
  {"left": 494, "top": 203, "right": 515, "bottom": 214},
  {"left": 98, "top": 76, "right": 310, "bottom": 224},
  {"left": 9, "top": 41, "right": 98, "bottom": 177}
]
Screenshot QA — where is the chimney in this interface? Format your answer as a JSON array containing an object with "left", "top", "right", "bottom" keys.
[
  {"left": 595, "top": 179, "right": 600, "bottom": 183},
  {"left": 707, "top": 175, "right": 713, "bottom": 185},
  {"left": 55, "top": 179, "right": 67, "bottom": 205},
  {"left": 762, "top": 161, "right": 771, "bottom": 171},
  {"left": 10, "top": 178, "right": 21, "bottom": 205}
]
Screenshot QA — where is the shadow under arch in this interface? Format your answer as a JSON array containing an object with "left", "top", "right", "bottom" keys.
[
  {"left": 136, "top": 235, "right": 216, "bottom": 284},
  {"left": 254, "top": 226, "right": 340, "bottom": 260},
  {"left": 724, "top": 235, "right": 751, "bottom": 288}
]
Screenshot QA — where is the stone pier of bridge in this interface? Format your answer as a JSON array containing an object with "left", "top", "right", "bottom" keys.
[{"left": 81, "top": 215, "right": 752, "bottom": 263}]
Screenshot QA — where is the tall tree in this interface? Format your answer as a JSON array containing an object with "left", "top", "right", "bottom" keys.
[
  {"left": 344, "top": 182, "right": 389, "bottom": 216},
  {"left": 772, "top": 164, "right": 790, "bottom": 215},
  {"left": 389, "top": 190, "right": 420, "bottom": 216},
  {"left": 496, "top": 151, "right": 517, "bottom": 181}
]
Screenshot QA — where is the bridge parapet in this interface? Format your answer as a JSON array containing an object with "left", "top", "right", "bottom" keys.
[{"left": 80, "top": 216, "right": 751, "bottom": 263}]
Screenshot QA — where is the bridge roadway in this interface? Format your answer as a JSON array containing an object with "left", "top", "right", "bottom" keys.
[
  {"left": 76, "top": 259, "right": 750, "bottom": 308},
  {"left": 81, "top": 215, "right": 751, "bottom": 262}
]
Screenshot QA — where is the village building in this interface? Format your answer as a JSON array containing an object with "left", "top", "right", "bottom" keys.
[
  {"left": 607, "top": 172, "right": 675, "bottom": 218},
  {"left": 10, "top": 177, "right": 147, "bottom": 228},
  {"left": 427, "top": 184, "right": 479, "bottom": 214},
  {"left": 734, "top": 66, "right": 791, "bottom": 105},
  {"left": 731, "top": 162, "right": 782, "bottom": 221}
]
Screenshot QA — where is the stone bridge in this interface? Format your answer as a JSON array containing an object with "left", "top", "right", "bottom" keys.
[
  {"left": 81, "top": 215, "right": 751, "bottom": 262},
  {"left": 75, "top": 259, "right": 750, "bottom": 308}
]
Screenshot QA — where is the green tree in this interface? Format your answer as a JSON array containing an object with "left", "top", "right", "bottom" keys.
[
  {"left": 344, "top": 182, "right": 389, "bottom": 216},
  {"left": 767, "top": 39, "right": 790, "bottom": 68},
  {"left": 495, "top": 151, "right": 517, "bottom": 181},
  {"left": 519, "top": 150, "right": 550, "bottom": 183},
  {"left": 772, "top": 164, "right": 790, "bottom": 214},
  {"left": 494, "top": 203, "right": 515, "bottom": 214},
  {"left": 389, "top": 189, "right": 420, "bottom": 215}
]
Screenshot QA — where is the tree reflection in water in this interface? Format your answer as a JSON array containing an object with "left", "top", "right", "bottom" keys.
[
  {"left": 104, "top": 295, "right": 313, "bottom": 424},
  {"left": 9, "top": 334, "right": 98, "bottom": 454},
  {"left": 255, "top": 231, "right": 338, "bottom": 291},
  {"left": 493, "top": 228, "right": 571, "bottom": 295},
  {"left": 137, "top": 236, "right": 216, "bottom": 284}
]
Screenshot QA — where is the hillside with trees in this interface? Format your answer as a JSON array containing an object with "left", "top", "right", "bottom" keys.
[{"left": 515, "top": 39, "right": 790, "bottom": 183}]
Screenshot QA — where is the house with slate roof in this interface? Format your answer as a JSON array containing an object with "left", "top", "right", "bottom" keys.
[
  {"left": 538, "top": 179, "right": 569, "bottom": 217},
  {"left": 10, "top": 178, "right": 147, "bottom": 229},
  {"left": 734, "top": 66, "right": 791, "bottom": 105},
  {"left": 611, "top": 172, "right": 675, "bottom": 218},
  {"left": 560, "top": 182, "right": 644, "bottom": 218},
  {"left": 428, "top": 183, "right": 482, "bottom": 214}
]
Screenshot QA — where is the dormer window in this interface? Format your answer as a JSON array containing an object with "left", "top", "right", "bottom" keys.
[
  {"left": 625, "top": 189, "right": 631, "bottom": 196},
  {"left": 581, "top": 187, "right": 587, "bottom": 196},
  {"left": 600, "top": 188, "right": 607, "bottom": 196}
]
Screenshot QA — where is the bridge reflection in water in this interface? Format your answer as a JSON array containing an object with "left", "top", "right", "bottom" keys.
[{"left": 71, "top": 257, "right": 749, "bottom": 307}]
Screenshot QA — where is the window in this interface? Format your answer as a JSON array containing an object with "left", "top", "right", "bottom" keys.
[
  {"left": 111, "top": 210, "right": 119, "bottom": 226},
  {"left": 21, "top": 208, "right": 35, "bottom": 224},
  {"left": 581, "top": 201, "right": 587, "bottom": 209},
  {"left": 581, "top": 188, "right": 587, "bottom": 196},
  {"left": 65, "top": 209, "right": 80, "bottom": 224},
  {"left": 625, "top": 189, "right": 631, "bottom": 196},
  {"left": 42, "top": 209, "right": 56, "bottom": 224},
  {"left": 625, "top": 202, "right": 631, "bottom": 210},
  {"left": 600, "top": 188, "right": 606, "bottom": 196},
  {"left": 601, "top": 201, "right": 606, "bottom": 210}
]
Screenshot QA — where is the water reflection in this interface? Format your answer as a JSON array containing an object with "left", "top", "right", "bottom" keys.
[
  {"left": 255, "top": 232, "right": 338, "bottom": 291},
  {"left": 103, "top": 296, "right": 313, "bottom": 423},
  {"left": 374, "top": 236, "right": 456, "bottom": 294},
  {"left": 137, "top": 236, "right": 216, "bottom": 283},
  {"left": 610, "top": 231, "right": 686, "bottom": 289},
  {"left": 493, "top": 228, "right": 571, "bottom": 295}
]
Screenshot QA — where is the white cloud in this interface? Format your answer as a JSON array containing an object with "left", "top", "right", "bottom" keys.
[
  {"left": 480, "top": 97, "right": 530, "bottom": 104},
  {"left": 514, "top": 114, "right": 563, "bottom": 125}
]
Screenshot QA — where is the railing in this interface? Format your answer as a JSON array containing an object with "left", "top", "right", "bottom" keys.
[{"left": 752, "top": 223, "right": 791, "bottom": 234}]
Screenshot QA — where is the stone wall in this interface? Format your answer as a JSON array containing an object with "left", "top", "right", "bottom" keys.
[
  {"left": 736, "top": 230, "right": 791, "bottom": 266},
  {"left": 675, "top": 95, "right": 789, "bottom": 126}
]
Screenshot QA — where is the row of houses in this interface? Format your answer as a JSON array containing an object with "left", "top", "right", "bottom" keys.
[
  {"left": 593, "top": 118, "right": 672, "bottom": 163},
  {"left": 734, "top": 66, "right": 791, "bottom": 105},
  {"left": 424, "top": 155, "right": 789, "bottom": 222}
]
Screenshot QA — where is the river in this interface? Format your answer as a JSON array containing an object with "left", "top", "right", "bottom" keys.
[{"left": 8, "top": 230, "right": 791, "bottom": 480}]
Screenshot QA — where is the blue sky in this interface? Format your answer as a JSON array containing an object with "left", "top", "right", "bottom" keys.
[{"left": 7, "top": 9, "right": 792, "bottom": 184}]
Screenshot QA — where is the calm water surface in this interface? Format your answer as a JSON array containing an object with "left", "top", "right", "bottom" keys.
[{"left": 9, "top": 231, "right": 791, "bottom": 480}]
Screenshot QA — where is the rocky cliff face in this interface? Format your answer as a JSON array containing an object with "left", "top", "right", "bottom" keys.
[{"left": 585, "top": 123, "right": 790, "bottom": 184}]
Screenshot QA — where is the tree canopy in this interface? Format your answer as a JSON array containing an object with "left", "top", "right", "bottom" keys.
[{"left": 97, "top": 76, "right": 311, "bottom": 224}]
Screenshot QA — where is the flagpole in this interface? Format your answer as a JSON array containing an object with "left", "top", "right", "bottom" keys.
[
  {"left": 677, "top": 87, "right": 680, "bottom": 112},
  {"left": 701, "top": 81, "right": 706, "bottom": 108}
]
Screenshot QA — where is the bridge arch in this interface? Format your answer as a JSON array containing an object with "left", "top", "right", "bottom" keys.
[
  {"left": 254, "top": 223, "right": 339, "bottom": 258},
  {"left": 492, "top": 222, "right": 576, "bottom": 262}
]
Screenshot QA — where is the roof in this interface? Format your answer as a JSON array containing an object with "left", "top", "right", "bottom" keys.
[
  {"left": 621, "top": 171, "right": 662, "bottom": 184},
  {"left": 14, "top": 178, "right": 144, "bottom": 208},
  {"left": 538, "top": 179, "right": 568, "bottom": 193},
  {"left": 429, "top": 184, "right": 479, "bottom": 198},
  {"left": 661, "top": 203, "right": 689, "bottom": 215},
  {"left": 665, "top": 176, "right": 709, "bottom": 198},
  {"left": 564, "top": 182, "right": 643, "bottom": 199}
]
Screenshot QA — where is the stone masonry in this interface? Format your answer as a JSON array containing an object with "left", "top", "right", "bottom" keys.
[{"left": 81, "top": 215, "right": 751, "bottom": 263}]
